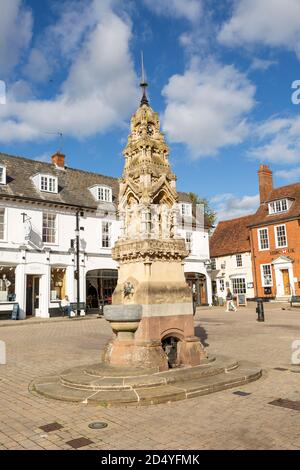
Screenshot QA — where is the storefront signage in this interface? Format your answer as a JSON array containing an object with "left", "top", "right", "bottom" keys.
[
  {"left": 270, "top": 248, "right": 295, "bottom": 255},
  {"left": 25, "top": 264, "right": 44, "bottom": 274}
]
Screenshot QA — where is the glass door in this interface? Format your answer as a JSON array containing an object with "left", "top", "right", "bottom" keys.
[{"left": 33, "top": 276, "right": 40, "bottom": 316}]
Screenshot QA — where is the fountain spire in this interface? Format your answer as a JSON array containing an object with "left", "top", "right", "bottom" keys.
[{"left": 140, "top": 51, "right": 149, "bottom": 107}]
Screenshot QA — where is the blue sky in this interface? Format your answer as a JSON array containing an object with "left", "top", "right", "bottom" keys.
[{"left": 1, "top": 0, "right": 300, "bottom": 220}]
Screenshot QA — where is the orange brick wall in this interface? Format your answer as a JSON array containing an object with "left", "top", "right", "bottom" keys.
[{"left": 250, "top": 219, "right": 300, "bottom": 297}]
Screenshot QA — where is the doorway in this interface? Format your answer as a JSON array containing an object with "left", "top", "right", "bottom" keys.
[
  {"left": 282, "top": 269, "right": 290, "bottom": 295},
  {"left": 185, "top": 272, "right": 208, "bottom": 306},
  {"left": 26, "top": 275, "right": 41, "bottom": 316}
]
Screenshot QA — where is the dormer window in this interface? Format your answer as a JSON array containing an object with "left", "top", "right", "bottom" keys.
[
  {"left": 98, "top": 186, "right": 112, "bottom": 202},
  {"left": 39, "top": 175, "right": 57, "bottom": 193},
  {"left": 268, "top": 199, "right": 289, "bottom": 215},
  {"left": 180, "top": 203, "right": 192, "bottom": 216},
  {"left": 0, "top": 166, "right": 6, "bottom": 185},
  {"left": 32, "top": 174, "right": 58, "bottom": 193},
  {"left": 89, "top": 185, "right": 112, "bottom": 202}
]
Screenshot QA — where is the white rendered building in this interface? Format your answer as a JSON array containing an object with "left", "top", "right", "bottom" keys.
[
  {"left": 210, "top": 215, "right": 255, "bottom": 303},
  {"left": 0, "top": 152, "right": 212, "bottom": 319}
]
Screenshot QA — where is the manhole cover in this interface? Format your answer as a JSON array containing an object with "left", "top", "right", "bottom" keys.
[
  {"left": 88, "top": 422, "right": 108, "bottom": 429},
  {"left": 269, "top": 399, "right": 300, "bottom": 411},
  {"left": 39, "top": 422, "right": 63, "bottom": 433},
  {"left": 233, "top": 391, "right": 251, "bottom": 397},
  {"left": 66, "top": 437, "right": 94, "bottom": 449}
]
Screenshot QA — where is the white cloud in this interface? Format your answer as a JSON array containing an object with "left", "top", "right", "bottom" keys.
[
  {"left": 162, "top": 59, "right": 256, "bottom": 157},
  {"left": 211, "top": 193, "right": 259, "bottom": 221},
  {"left": 275, "top": 167, "right": 300, "bottom": 182},
  {"left": 0, "top": 0, "right": 33, "bottom": 76},
  {"left": 0, "top": 1, "right": 139, "bottom": 143},
  {"left": 143, "top": 0, "right": 202, "bottom": 22},
  {"left": 250, "top": 57, "right": 278, "bottom": 72},
  {"left": 0, "top": 81, "right": 6, "bottom": 105},
  {"left": 249, "top": 116, "right": 300, "bottom": 164},
  {"left": 218, "top": 0, "right": 300, "bottom": 59}
]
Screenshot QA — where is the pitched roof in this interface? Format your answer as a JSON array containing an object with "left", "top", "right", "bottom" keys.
[
  {"left": 249, "top": 182, "right": 300, "bottom": 227},
  {"left": 0, "top": 152, "right": 119, "bottom": 210},
  {"left": 210, "top": 214, "right": 255, "bottom": 257},
  {"left": 0, "top": 152, "right": 197, "bottom": 212}
]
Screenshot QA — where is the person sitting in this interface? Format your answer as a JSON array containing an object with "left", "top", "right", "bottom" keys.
[{"left": 61, "top": 295, "right": 72, "bottom": 317}]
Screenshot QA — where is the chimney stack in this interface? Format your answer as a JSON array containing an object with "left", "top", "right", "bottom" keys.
[
  {"left": 51, "top": 151, "right": 65, "bottom": 169},
  {"left": 258, "top": 164, "right": 273, "bottom": 204}
]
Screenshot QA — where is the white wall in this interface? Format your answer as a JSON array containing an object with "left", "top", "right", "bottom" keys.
[
  {"left": 0, "top": 199, "right": 212, "bottom": 315},
  {"left": 211, "top": 252, "right": 255, "bottom": 300}
]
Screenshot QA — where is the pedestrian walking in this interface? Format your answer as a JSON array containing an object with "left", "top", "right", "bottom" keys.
[{"left": 225, "top": 288, "right": 237, "bottom": 312}]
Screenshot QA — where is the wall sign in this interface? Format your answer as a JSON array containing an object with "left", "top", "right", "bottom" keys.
[{"left": 237, "top": 294, "right": 247, "bottom": 307}]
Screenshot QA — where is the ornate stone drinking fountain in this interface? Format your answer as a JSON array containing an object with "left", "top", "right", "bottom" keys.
[
  {"left": 102, "top": 78, "right": 207, "bottom": 371},
  {"left": 31, "top": 76, "right": 262, "bottom": 406}
]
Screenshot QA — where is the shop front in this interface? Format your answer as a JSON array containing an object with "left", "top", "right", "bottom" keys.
[
  {"left": 0, "top": 265, "right": 17, "bottom": 319},
  {"left": 185, "top": 272, "right": 209, "bottom": 306},
  {"left": 86, "top": 269, "right": 118, "bottom": 313}
]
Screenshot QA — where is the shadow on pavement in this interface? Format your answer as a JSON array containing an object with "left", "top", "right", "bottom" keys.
[{"left": 195, "top": 325, "right": 209, "bottom": 347}]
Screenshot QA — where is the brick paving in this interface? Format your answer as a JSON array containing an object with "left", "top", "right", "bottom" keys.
[{"left": 0, "top": 303, "right": 300, "bottom": 450}]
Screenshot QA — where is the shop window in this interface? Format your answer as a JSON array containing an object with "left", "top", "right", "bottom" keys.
[
  {"left": 231, "top": 277, "right": 246, "bottom": 294},
  {"left": 0, "top": 266, "right": 16, "bottom": 301},
  {"left": 50, "top": 267, "right": 66, "bottom": 301}
]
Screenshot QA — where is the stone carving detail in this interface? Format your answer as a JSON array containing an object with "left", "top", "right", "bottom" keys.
[{"left": 115, "top": 98, "right": 182, "bottom": 259}]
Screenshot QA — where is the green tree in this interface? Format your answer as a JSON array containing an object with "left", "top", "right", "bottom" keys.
[{"left": 187, "top": 192, "right": 216, "bottom": 229}]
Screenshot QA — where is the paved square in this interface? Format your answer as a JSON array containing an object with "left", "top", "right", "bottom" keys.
[{"left": 0, "top": 304, "right": 300, "bottom": 450}]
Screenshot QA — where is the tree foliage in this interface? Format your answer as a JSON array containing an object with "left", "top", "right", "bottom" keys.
[{"left": 187, "top": 192, "right": 216, "bottom": 228}]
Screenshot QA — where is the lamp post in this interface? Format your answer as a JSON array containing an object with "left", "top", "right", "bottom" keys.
[
  {"left": 75, "top": 211, "right": 80, "bottom": 316},
  {"left": 72, "top": 210, "right": 85, "bottom": 316}
]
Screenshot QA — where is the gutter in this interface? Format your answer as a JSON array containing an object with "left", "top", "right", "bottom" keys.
[{"left": 0, "top": 193, "right": 97, "bottom": 212}]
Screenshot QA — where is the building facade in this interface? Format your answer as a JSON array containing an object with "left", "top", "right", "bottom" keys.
[
  {"left": 210, "top": 164, "right": 300, "bottom": 302},
  {"left": 210, "top": 215, "right": 255, "bottom": 303},
  {"left": 249, "top": 165, "right": 300, "bottom": 300},
  {"left": 0, "top": 152, "right": 212, "bottom": 319}
]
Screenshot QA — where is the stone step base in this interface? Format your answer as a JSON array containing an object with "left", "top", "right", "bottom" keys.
[
  {"left": 59, "top": 356, "right": 238, "bottom": 392},
  {"left": 30, "top": 356, "right": 262, "bottom": 406}
]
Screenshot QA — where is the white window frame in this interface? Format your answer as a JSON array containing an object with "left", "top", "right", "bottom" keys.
[
  {"left": 0, "top": 208, "right": 6, "bottom": 241},
  {"left": 236, "top": 254, "right": 243, "bottom": 267},
  {"left": 39, "top": 174, "right": 58, "bottom": 194},
  {"left": 268, "top": 199, "right": 288, "bottom": 215},
  {"left": 101, "top": 221, "right": 112, "bottom": 248},
  {"left": 0, "top": 166, "right": 6, "bottom": 185},
  {"left": 231, "top": 277, "right": 246, "bottom": 294},
  {"left": 258, "top": 227, "right": 269, "bottom": 251},
  {"left": 42, "top": 212, "right": 57, "bottom": 245},
  {"left": 274, "top": 224, "right": 288, "bottom": 248},
  {"left": 211, "top": 258, "right": 216, "bottom": 270},
  {"left": 98, "top": 186, "right": 112, "bottom": 203},
  {"left": 185, "top": 231, "right": 193, "bottom": 253},
  {"left": 180, "top": 203, "right": 192, "bottom": 217},
  {"left": 261, "top": 264, "right": 273, "bottom": 287},
  {"left": 219, "top": 279, "right": 225, "bottom": 292}
]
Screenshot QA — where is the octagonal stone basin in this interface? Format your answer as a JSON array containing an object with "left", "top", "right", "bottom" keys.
[{"left": 103, "top": 304, "right": 142, "bottom": 340}]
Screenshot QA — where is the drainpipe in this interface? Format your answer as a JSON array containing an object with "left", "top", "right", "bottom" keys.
[{"left": 250, "top": 229, "right": 259, "bottom": 299}]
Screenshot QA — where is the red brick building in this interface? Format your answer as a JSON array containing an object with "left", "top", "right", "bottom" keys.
[{"left": 249, "top": 165, "right": 300, "bottom": 300}]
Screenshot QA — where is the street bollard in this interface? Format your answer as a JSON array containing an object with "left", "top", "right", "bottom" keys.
[{"left": 256, "top": 298, "right": 265, "bottom": 322}]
